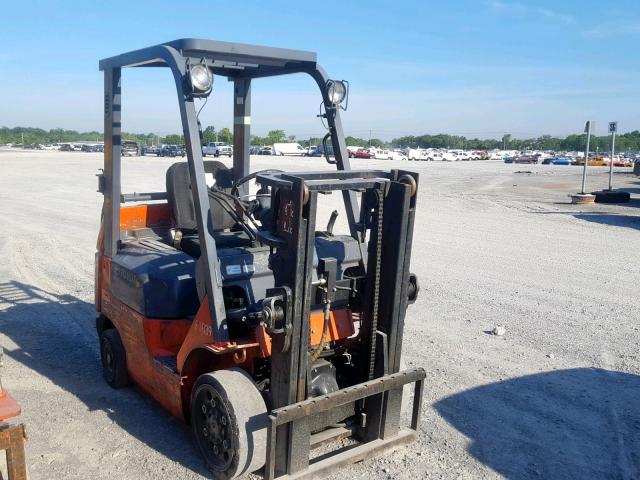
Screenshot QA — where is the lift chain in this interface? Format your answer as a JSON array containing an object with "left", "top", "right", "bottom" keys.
[{"left": 367, "top": 188, "right": 384, "bottom": 380}]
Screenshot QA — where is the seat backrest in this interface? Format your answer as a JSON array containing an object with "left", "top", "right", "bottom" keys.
[{"left": 166, "top": 161, "right": 235, "bottom": 232}]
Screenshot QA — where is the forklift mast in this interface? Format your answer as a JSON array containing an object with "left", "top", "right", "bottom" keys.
[{"left": 255, "top": 169, "right": 421, "bottom": 477}]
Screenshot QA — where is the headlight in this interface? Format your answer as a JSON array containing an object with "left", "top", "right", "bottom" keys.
[
  {"left": 327, "top": 80, "right": 347, "bottom": 105},
  {"left": 189, "top": 64, "right": 213, "bottom": 95}
]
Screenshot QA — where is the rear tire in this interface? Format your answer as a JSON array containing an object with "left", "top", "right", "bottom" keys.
[
  {"left": 100, "top": 329, "right": 131, "bottom": 389},
  {"left": 593, "top": 190, "right": 631, "bottom": 203},
  {"left": 191, "top": 368, "right": 268, "bottom": 479}
]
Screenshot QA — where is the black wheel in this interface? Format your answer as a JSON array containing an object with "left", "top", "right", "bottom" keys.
[
  {"left": 191, "top": 368, "right": 267, "bottom": 479},
  {"left": 593, "top": 190, "right": 631, "bottom": 204},
  {"left": 214, "top": 152, "right": 220, "bottom": 158},
  {"left": 100, "top": 329, "right": 130, "bottom": 388}
]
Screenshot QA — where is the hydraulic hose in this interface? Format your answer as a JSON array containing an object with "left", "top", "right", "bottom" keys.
[{"left": 311, "top": 301, "right": 331, "bottom": 363}]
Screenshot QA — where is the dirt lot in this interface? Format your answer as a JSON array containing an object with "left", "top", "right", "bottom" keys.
[{"left": 0, "top": 148, "right": 639, "bottom": 479}]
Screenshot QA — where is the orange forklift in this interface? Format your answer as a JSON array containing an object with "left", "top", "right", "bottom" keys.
[{"left": 96, "top": 39, "right": 424, "bottom": 479}]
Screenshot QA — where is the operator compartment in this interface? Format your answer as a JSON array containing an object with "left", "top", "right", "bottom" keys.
[{"left": 109, "top": 161, "right": 366, "bottom": 332}]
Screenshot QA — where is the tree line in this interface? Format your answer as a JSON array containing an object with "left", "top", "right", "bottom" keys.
[
  {"left": 389, "top": 132, "right": 640, "bottom": 152},
  {"left": 2, "top": 126, "right": 639, "bottom": 152}
]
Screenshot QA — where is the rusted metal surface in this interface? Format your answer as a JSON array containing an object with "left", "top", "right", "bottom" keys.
[
  {"left": 271, "top": 368, "right": 426, "bottom": 425},
  {"left": 0, "top": 423, "right": 27, "bottom": 480},
  {"left": 270, "top": 429, "right": 416, "bottom": 480},
  {"left": 264, "top": 368, "right": 426, "bottom": 480}
]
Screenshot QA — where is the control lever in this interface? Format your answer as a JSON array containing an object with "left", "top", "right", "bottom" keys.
[{"left": 326, "top": 210, "right": 338, "bottom": 235}]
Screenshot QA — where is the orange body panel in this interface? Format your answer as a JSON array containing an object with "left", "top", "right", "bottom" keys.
[
  {"left": 143, "top": 319, "right": 192, "bottom": 357},
  {"left": 176, "top": 297, "right": 261, "bottom": 372},
  {"left": 310, "top": 309, "right": 354, "bottom": 346},
  {"left": 99, "top": 256, "right": 185, "bottom": 418},
  {"left": 250, "top": 309, "right": 355, "bottom": 359},
  {"left": 119, "top": 203, "right": 171, "bottom": 231}
]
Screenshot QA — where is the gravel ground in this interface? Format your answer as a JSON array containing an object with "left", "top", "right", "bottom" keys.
[{"left": 0, "top": 149, "right": 639, "bottom": 479}]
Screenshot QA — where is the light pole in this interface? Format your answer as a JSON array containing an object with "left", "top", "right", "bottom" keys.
[
  {"left": 607, "top": 121, "right": 617, "bottom": 191},
  {"left": 580, "top": 121, "right": 592, "bottom": 195}
]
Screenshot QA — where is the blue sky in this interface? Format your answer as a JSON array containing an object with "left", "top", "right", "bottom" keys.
[{"left": 0, "top": 0, "right": 638, "bottom": 140}]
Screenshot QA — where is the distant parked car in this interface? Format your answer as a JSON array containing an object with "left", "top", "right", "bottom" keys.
[
  {"left": 611, "top": 156, "right": 632, "bottom": 167},
  {"left": 347, "top": 146, "right": 362, "bottom": 158},
  {"left": 203, "top": 142, "right": 232, "bottom": 157},
  {"left": 142, "top": 145, "right": 160, "bottom": 155},
  {"left": 450, "top": 150, "right": 471, "bottom": 161},
  {"left": 387, "top": 150, "right": 408, "bottom": 161},
  {"left": 257, "top": 146, "right": 275, "bottom": 155},
  {"left": 273, "top": 143, "right": 306, "bottom": 156},
  {"left": 81, "top": 144, "right": 102, "bottom": 152},
  {"left": 542, "top": 156, "right": 571, "bottom": 165},
  {"left": 122, "top": 141, "right": 139, "bottom": 156},
  {"left": 159, "top": 145, "right": 185, "bottom": 157},
  {"left": 354, "top": 149, "right": 373, "bottom": 159},
  {"left": 513, "top": 155, "right": 539, "bottom": 164},
  {"left": 572, "top": 155, "right": 608, "bottom": 167}
]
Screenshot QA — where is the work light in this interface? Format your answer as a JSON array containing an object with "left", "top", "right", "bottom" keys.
[
  {"left": 189, "top": 64, "right": 213, "bottom": 96},
  {"left": 326, "top": 80, "right": 348, "bottom": 106}
]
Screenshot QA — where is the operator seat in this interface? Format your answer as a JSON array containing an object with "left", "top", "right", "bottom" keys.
[{"left": 166, "top": 161, "right": 252, "bottom": 257}]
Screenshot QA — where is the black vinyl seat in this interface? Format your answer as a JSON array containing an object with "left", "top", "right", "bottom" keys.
[{"left": 166, "top": 161, "right": 252, "bottom": 257}]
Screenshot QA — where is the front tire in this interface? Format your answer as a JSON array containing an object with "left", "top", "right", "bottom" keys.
[
  {"left": 191, "top": 368, "right": 268, "bottom": 479},
  {"left": 100, "top": 329, "right": 131, "bottom": 389}
]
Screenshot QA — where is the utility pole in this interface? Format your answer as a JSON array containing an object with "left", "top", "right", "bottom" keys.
[
  {"left": 369, "top": 129, "right": 372, "bottom": 147},
  {"left": 580, "top": 121, "right": 592, "bottom": 195},
  {"left": 607, "top": 121, "right": 617, "bottom": 191}
]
